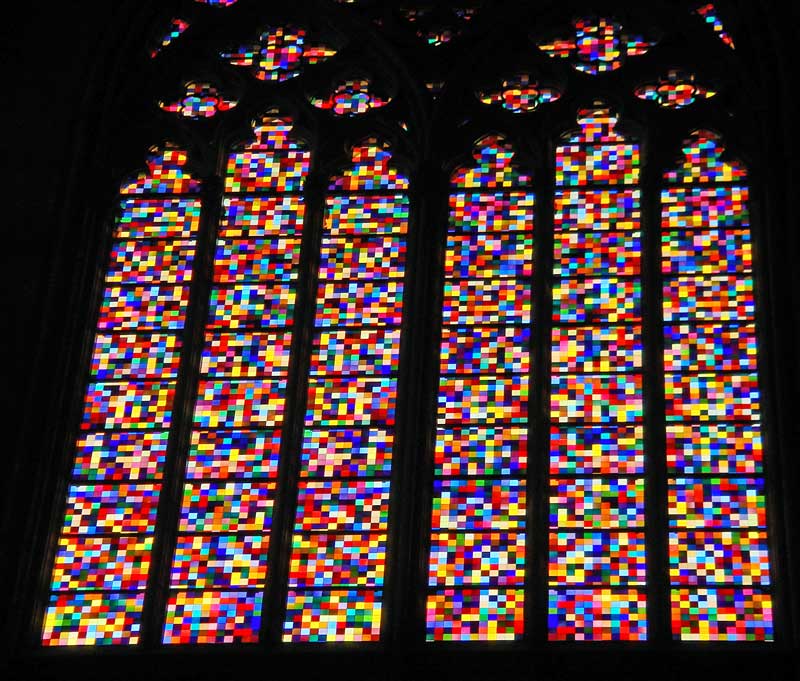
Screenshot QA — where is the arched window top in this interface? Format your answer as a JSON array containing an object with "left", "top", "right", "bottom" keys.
[
  {"left": 665, "top": 130, "right": 747, "bottom": 184},
  {"left": 452, "top": 135, "right": 532, "bottom": 189},
  {"left": 120, "top": 145, "right": 201, "bottom": 195},
  {"left": 329, "top": 139, "right": 408, "bottom": 192},
  {"left": 225, "top": 115, "right": 311, "bottom": 193}
]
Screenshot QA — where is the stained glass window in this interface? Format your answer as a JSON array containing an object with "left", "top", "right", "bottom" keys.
[
  {"left": 538, "top": 17, "right": 655, "bottom": 74},
  {"left": 221, "top": 25, "right": 336, "bottom": 82},
  {"left": 548, "top": 106, "right": 647, "bottom": 641},
  {"left": 159, "top": 82, "right": 237, "bottom": 119},
  {"left": 282, "top": 139, "right": 409, "bottom": 642},
  {"left": 426, "top": 135, "right": 533, "bottom": 642},
  {"left": 32, "top": 0, "right": 787, "bottom": 665},
  {"left": 42, "top": 147, "right": 202, "bottom": 646},
  {"left": 662, "top": 131, "right": 773, "bottom": 641},
  {"left": 162, "top": 115, "right": 310, "bottom": 644}
]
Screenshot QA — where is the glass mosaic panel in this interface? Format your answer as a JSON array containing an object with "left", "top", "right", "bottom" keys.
[
  {"left": 672, "top": 588, "right": 773, "bottom": 641},
  {"left": 44, "top": 146, "right": 200, "bottom": 647},
  {"left": 115, "top": 198, "right": 201, "bottom": 239},
  {"left": 663, "top": 324, "right": 757, "bottom": 373},
  {"left": 432, "top": 478, "right": 526, "bottom": 531},
  {"left": 325, "top": 196, "right": 409, "bottom": 236},
  {"left": 286, "top": 141, "right": 408, "bottom": 641},
  {"left": 553, "top": 232, "right": 641, "bottom": 277},
  {"left": 311, "top": 329, "right": 401, "bottom": 376},
  {"left": 440, "top": 327, "right": 530, "bottom": 375},
  {"left": 170, "top": 534, "right": 269, "bottom": 588},
  {"left": 662, "top": 186, "right": 748, "bottom": 230},
  {"left": 72, "top": 432, "right": 168, "bottom": 481},
  {"left": 661, "top": 229, "right": 751, "bottom": 274},
  {"left": 669, "top": 530, "right": 770, "bottom": 586},
  {"left": 50, "top": 536, "right": 154, "bottom": 592},
  {"left": 548, "top": 589, "right": 647, "bottom": 641},
  {"left": 42, "top": 593, "right": 145, "bottom": 646},
  {"left": 177, "top": 481, "right": 275, "bottom": 533},
  {"left": 163, "top": 592, "right": 262, "bottom": 644},
  {"left": 90, "top": 333, "right": 181, "bottom": 381},
  {"left": 434, "top": 427, "right": 528, "bottom": 477},
  {"left": 288, "top": 534, "right": 387, "bottom": 587},
  {"left": 668, "top": 477, "right": 766, "bottom": 529},
  {"left": 427, "top": 134, "right": 533, "bottom": 641},
  {"left": 442, "top": 280, "right": 531, "bottom": 326},
  {"left": 549, "top": 532, "right": 647, "bottom": 585},
  {"left": 550, "top": 426, "right": 644, "bottom": 475},
  {"left": 97, "top": 285, "right": 190, "bottom": 331},
  {"left": 661, "top": 131, "right": 772, "bottom": 639},
  {"left": 200, "top": 331, "right": 292, "bottom": 377},
  {"left": 551, "top": 326, "right": 642, "bottom": 373},
  {"left": 550, "top": 478, "right": 645, "bottom": 529},
  {"left": 219, "top": 196, "right": 305, "bottom": 238},
  {"left": 428, "top": 533, "right": 525, "bottom": 586},
  {"left": 319, "top": 236, "right": 406, "bottom": 279},
  {"left": 666, "top": 423, "right": 762, "bottom": 475},
  {"left": 538, "top": 17, "right": 655, "bottom": 75},
  {"left": 207, "top": 284, "right": 296, "bottom": 329},
  {"left": 106, "top": 240, "right": 195, "bottom": 284},
  {"left": 450, "top": 191, "right": 535, "bottom": 232},
  {"left": 165, "top": 116, "right": 308, "bottom": 644},
  {"left": 283, "top": 591, "right": 382, "bottom": 642},
  {"left": 193, "top": 379, "right": 286, "bottom": 429},
  {"left": 550, "top": 375, "right": 643, "bottom": 423},
  {"left": 62, "top": 484, "right": 160, "bottom": 535},
  {"left": 554, "top": 189, "right": 641, "bottom": 232},
  {"left": 548, "top": 108, "right": 645, "bottom": 640},
  {"left": 316, "top": 281, "right": 403, "bottom": 327},
  {"left": 300, "top": 429, "right": 393, "bottom": 478},
  {"left": 213, "top": 238, "right": 301, "bottom": 283},
  {"left": 186, "top": 430, "right": 282, "bottom": 480},
  {"left": 663, "top": 275, "right": 754, "bottom": 322}
]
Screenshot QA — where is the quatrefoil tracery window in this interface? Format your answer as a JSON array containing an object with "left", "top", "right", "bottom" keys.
[{"left": 39, "top": 0, "right": 777, "bottom": 650}]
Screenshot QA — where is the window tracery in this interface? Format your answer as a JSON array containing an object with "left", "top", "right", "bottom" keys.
[{"left": 33, "top": 0, "right": 783, "bottom": 663}]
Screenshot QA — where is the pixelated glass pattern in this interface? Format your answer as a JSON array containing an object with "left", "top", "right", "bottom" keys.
[
  {"left": 548, "top": 107, "right": 645, "bottom": 640},
  {"left": 478, "top": 73, "right": 561, "bottom": 113},
  {"left": 635, "top": 70, "right": 716, "bottom": 110},
  {"left": 150, "top": 17, "right": 189, "bottom": 58},
  {"left": 427, "top": 134, "right": 533, "bottom": 641},
  {"left": 662, "top": 130, "right": 772, "bottom": 640},
  {"left": 548, "top": 589, "right": 647, "bottom": 641},
  {"left": 309, "top": 78, "right": 391, "bottom": 116},
  {"left": 165, "top": 115, "right": 309, "bottom": 644},
  {"left": 285, "top": 139, "right": 408, "bottom": 642},
  {"left": 159, "top": 82, "right": 237, "bottom": 119},
  {"left": 221, "top": 24, "right": 336, "bottom": 82},
  {"left": 538, "top": 17, "right": 655, "bottom": 74},
  {"left": 43, "top": 147, "right": 201, "bottom": 646},
  {"left": 694, "top": 3, "right": 735, "bottom": 49}
]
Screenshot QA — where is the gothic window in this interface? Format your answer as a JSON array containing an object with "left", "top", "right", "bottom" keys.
[{"left": 11, "top": 1, "right": 794, "bottom": 679}]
